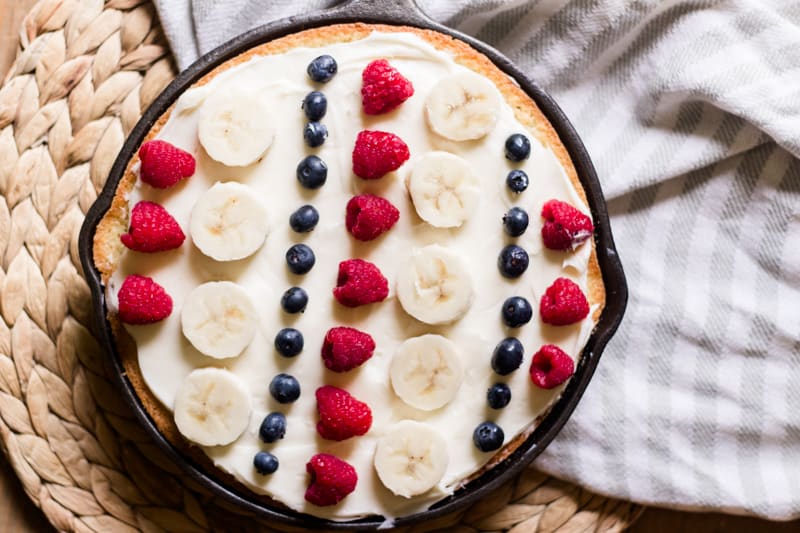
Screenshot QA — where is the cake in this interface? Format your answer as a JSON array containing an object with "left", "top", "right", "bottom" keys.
[{"left": 92, "top": 23, "right": 605, "bottom": 521}]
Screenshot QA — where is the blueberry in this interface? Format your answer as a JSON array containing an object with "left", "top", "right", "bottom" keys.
[
  {"left": 307, "top": 55, "right": 337, "bottom": 83},
  {"left": 492, "top": 337, "right": 524, "bottom": 375},
  {"left": 503, "top": 207, "right": 529, "bottom": 237},
  {"left": 289, "top": 204, "right": 319, "bottom": 233},
  {"left": 506, "top": 169, "right": 529, "bottom": 193},
  {"left": 259, "top": 412, "right": 286, "bottom": 443},
  {"left": 501, "top": 296, "right": 532, "bottom": 328},
  {"left": 281, "top": 287, "right": 308, "bottom": 314},
  {"left": 285, "top": 244, "right": 315, "bottom": 275},
  {"left": 473, "top": 421, "right": 505, "bottom": 452},
  {"left": 498, "top": 245, "right": 529, "bottom": 278},
  {"left": 302, "top": 91, "right": 327, "bottom": 121},
  {"left": 296, "top": 156, "right": 328, "bottom": 189},
  {"left": 253, "top": 451, "right": 279, "bottom": 475},
  {"left": 487, "top": 383, "right": 512, "bottom": 409},
  {"left": 505, "top": 133, "right": 531, "bottom": 162},
  {"left": 274, "top": 328, "right": 303, "bottom": 357},
  {"left": 303, "top": 122, "right": 328, "bottom": 148},
  {"left": 269, "top": 373, "right": 301, "bottom": 404}
]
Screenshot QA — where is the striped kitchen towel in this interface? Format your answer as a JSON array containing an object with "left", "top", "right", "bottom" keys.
[{"left": 153, "top": 0, "right": 800, "bottom": 520}]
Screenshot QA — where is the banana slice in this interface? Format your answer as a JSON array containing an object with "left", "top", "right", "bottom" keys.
[
  {"left": 190, "top": 181, "right": 269, "bottom": 261},
  {"left": 374, "top": 420, "right": 449, "bottom": 498},
  {"left": 407, "top": 151, "right": 480, "bottom": 228},
  {"left": 198, "top": 88, "right": 274, "bottom": 166},
  {"left": 396, "top": 244, "right": 473, "bottom": 325},
  {"left": 181, "top": 281, "right": 258, "bottom": 359},
  {"left": 425, "top": 72, "right": 500, "bottom": 141},
  {"left": 390, "top": 334, "right": 464, "bottom": 411},
  {"left": 173, "top": 367, "right": 252, "bottom": 447}
]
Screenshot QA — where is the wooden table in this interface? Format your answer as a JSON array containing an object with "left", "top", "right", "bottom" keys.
[{"left": 1, "top": 1, "right": 798, "bottom": 531}]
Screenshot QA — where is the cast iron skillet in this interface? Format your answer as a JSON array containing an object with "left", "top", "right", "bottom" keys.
[{"left": 78, "top": 0, "right": 628, "bottom": 529}]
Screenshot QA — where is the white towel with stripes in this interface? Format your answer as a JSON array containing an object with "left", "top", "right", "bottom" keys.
[{"left": 153, "top": 0, "right": 800, "bottom": 520}]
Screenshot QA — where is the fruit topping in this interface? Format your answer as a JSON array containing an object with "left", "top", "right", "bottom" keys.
[
  {"left": 121, "top": 201, "right": 185, "bottom": 253},
  {"left": 407, "top": 151, "right": 479, "bottom": 228},
  {"left": 498, "top": 244, "right": 529, "bottom": 278},
  {"left": 345, "top": 194, "right": 400, "bottom": 241},
  {"left": 118, "top": 274, "right": 172, "bottom": 325},
  {"left": 390, "top": 334, "right": 463, "bottom": 410},
  {"left": 259, "top": 412, "right": 287, "bottom": 443},
  {"left": 361, "top": 59, "right": 414, "bottom": 115},
  {"left": 138, "top": 140, "right": 195, "bottom": 189},
  {"left": 487, "top": 383, "right": 512, "bottom": 409},
  {"left": 502, "top": 207, "right": 529, "bottom": 237},
  {"left": 305, "top": 453, "right": 357, "bottom": 506},
  {"left": 506, "top": 169, "right": 529, "bottom": 194},
  {"left": 473, "top": 421, "right": 504, "bottom": 452},
  {"left": 281, "top": 287, "right": 308, "bottom": 314},
  {"left": 501, "top": 296, "right": 533, "bottom": 328},
  {"left": 296, "top": 155, "right": 328, "bottom": 189},
  {"left": 269, "top": 373, "right": 301, "bottom": 404},
  {"left": 303, "top": 121, "right": 328, "bottom": 147},
  {"left": 530, "top": 344, "right": 575, "bottom": 389},
  {"left": 541, "top": 199, "right": 594, "bottom": 250},
  {"left": 491, "top": 337, "right": 524, "bottom": 375},
  {"left": 539, "top": 277, "right": 590, "bottom": 326},
  {"left": 274, "top": 328, "right": 304, "bottom": 358},
  {"left": 425, "top": 72, "right": 500, "bottom": 141},
  {"left": 333, "top": 259, "right": 389, "bottom": 307},
  {"left": 504, "top": 133, "right": 531, "bottom": 161},
  {"left": 285, "top": 243, "right": 316, "bottom": 275},
  {"left": 254, "top": 452, "right": 279, "bottom": 475},
  {"left": 352, "top": 130, "right": 410, "bottom": 180},
  {"left": 321, "top": 326, "right": 375, "bottom": 372},
  {"left": 289, "top": 204, "right": 319, "bottom": 232},
  {"left": 302, "top": 91, "right": 327, "bottom": 121},
  {"left": 307, "top": 55, "right": 338, "bottom": 83},
  {"left": 374, "top": 421, "right": 448, "bottom": 497},
  {"left": 315, "top": 385, "right": 372, "bottom": 441}
]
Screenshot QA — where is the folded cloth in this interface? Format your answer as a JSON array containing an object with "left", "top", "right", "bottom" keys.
[{"left": 152, "top": 0, "right": 800, "bottom": 520}]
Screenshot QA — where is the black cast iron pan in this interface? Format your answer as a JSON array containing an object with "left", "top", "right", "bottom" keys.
[{"left": 78, "top": 0, "right": 628, "bottom": 529}]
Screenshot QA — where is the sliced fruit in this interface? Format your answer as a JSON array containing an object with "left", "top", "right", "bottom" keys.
[
  {"left": 390, "top": 334, "right": 464, "bottom": 411},
  {"left": 374, "top": 420, "right": 448, "bottom": 498},
  {"left": 407, "top": 151, "right": 480, "bottom": 228},
  {"left": 425, "top": 72, "right": 500, "bottom": 141}
]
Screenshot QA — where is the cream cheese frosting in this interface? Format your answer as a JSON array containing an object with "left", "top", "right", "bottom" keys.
[{"left": 107, "top": 31, "right": 596, "bottom": 520}]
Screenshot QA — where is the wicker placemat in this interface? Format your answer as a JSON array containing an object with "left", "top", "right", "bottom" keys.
[{"left": 0, "top": 1, "right": 642, "bottom": 531}]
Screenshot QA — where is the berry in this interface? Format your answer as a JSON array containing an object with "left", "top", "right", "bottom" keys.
[
  {"left": 504, "top": 133, "right": 531, "bottom": 162},
  {"left": 541, "top": 199, "right": 594, "bottom": 250},
  {"left": 302, "top": 91, "right": 327, "bottom": 121},
  {"left": 473, "top": 421, "right": 504, "bottom": 452},
  {"left": 303, "top": 122, "right": 328, "bottom": 147},
  {"left": 296, "top": 155, "right": 328, "bottom": 189},
  {"left": 121, "top": 201, "right": 185, "bottom": 252},
  {"left": 281, "top": 287, "right": 308, "bottom": 314},
  {"left": 274, "top": 328, "right": 303, "bottom": 357},
  {"left": 487, "top": 383, "right": 511, "bottom": 409},
  {"left": 345, "top": 194, "right": 400, "bottom": 241},
  {"left": 117, "top": 274, "right": 172, "bottom": 325},
  {"left": 286, "top": 244, "right": 315, "bottom": 275},
  {"left": 315, "top": 386, "right": 372, "bottom": 441},
  {"left": 321, "top": 326, "right": 375, "bottom": 372},
  {"left": 492, "top": 337, "right": 524, "bottom": 375},
  {"left": 501, "top": 296, "right": 532, "bottom": 328},
  {"left": 333, "top": 259, "right": 389, "bottom": 307},
  {"left": 352, "top": 130, "right": 410, "bottom": 180},
  {"left": 502, "top": 207, "right": 529, "bottom": 237},
  {"left": 361, "top": 59, "right": 414, "bottom": 115},
  {"left": 307, "top": 55, "right": 337, "bottom": 83},
  {"left": 289, "top": 204, "right": 319, "bottom": 233},
  {"left": 540, "top": 277, "right": 590, "bottom": 325},
  {"left": 305, "top": 453, "right": 357, "bottom": 506},
  {"left": 498, "top": 245, "right": 529, "bottom": 278},
  {"left": 138, "top": 139, "right": 195, "bottom": 189},
  {"left": 506, "top": 169, "right": 529, "bottom": 193},
  {"left": 254, "top": 452, "right": 279, "bottom": 475},
  {"left": 269, "top": 373, "right": 301, "bottom": 404},
  {"left": 530, "top": 344, "right": 575, "bottom": 389},
  {"left": 259, "top": 412, "right": 286, "bottom": 443}
]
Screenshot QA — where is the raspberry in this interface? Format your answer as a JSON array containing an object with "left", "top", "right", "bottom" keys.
[
  {"left": 541, "top": 199, "right": 594, "bottom": 250},
  {"left": 117, "top": 274, "right": 172, "bottom": 325},
  {"left": 352, "top": 130, "right": 410, "bottom": 180},
  {"left": 322, "top": 326, "right": 375, "bottom": 372},
  {"left": 305, "top": 453, "right": 357, "bottom": 506},
  {"left": 315, "top": 386, "right": 372, "bottom": 441},
  {"left": 530, "top": 344, "right": 575, "bottom": 389},
  {"left": 346, "top": 194, "right": 400, "bottom": 241},
  {"left": 121, "top": 201, "right": 185, "bottom": 252},
  {"left": 333, "top": 259, "right": 389, "bottom": 307},
  {"left": 361, "top": 59, "right": 414, "bottom": 115},
  {"left": 540, "top": 277, "right": 590, "bottom": 326},
  {"left": 138, "top": 139, "right": 195, "bottom": 189}
]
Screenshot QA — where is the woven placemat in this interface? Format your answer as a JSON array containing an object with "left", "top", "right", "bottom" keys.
[{"left": 0, "top": 1, "right": 642, "bottom": 531}]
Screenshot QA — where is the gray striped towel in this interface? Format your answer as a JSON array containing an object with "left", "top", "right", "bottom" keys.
[{"left": 153, "top": 0, "right": 800, "bottom": 520}]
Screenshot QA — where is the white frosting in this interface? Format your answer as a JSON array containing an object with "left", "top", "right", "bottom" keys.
[{"left": 108, "top": 31, "right": 595, "bottom": 520}]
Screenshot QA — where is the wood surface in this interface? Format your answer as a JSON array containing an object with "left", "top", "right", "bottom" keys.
[{"left": 0, "top": 1, "right": 797, "bottom": 532}]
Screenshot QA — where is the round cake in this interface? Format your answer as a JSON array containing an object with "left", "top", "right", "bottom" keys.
[{"left": 92, "top": 23, "right": 605, "bottom": 521}]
